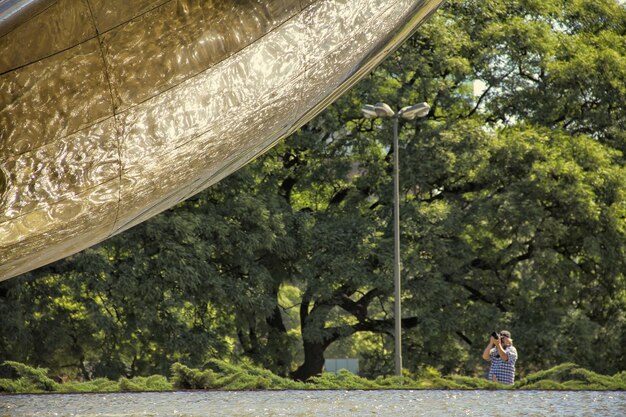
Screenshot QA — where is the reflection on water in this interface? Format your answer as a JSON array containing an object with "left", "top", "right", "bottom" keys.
[{"left": 1, "top": 390, "right": 625, "bottom": 417}]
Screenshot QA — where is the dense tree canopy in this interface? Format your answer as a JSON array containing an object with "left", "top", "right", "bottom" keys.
[{"left": 1, "top": 0, "right": 625, "bottom": 381}]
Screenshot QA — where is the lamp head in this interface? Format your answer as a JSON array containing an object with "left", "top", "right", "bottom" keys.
[
  {"left": 362, "top": 104, "right": 378, "bottom": 119},
  {"left": 374, "top": 102, "right": 396, "bottom": 118},
  {"left": 398, "top": 102, "right": 430, "bottom": 120}
]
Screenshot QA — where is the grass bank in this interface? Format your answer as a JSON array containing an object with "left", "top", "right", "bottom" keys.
[{"left": 1, "top": 360, "right": 624, "bottom": 394}]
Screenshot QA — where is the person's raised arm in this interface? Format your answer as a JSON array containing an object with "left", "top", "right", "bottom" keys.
[{"left": 482, "top": 335, "right": 497, "bottom": 361}]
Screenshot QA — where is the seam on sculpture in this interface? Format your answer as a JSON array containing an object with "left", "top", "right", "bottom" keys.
[
  {"left": 1, "top": 1, "right": 303, "bottom": 106},
  {"left": 0, "top": 0, "right": 170, "bottom": 76},
  {"left": 0, "top": 33, "right": 98, "bottom": 76},
  {"left": 85, "top": 0, "right": 124, "bottom": 235}
]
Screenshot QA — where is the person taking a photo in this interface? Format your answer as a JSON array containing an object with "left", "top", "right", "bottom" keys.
[{"left": 482, "top": 330, "right": 518, "bottom": 384}]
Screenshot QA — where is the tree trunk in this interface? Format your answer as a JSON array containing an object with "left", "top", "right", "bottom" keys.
[{"left": 291, "top": 339, "right": 327, "bottom": 381}]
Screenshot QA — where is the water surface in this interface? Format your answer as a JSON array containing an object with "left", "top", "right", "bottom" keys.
[{"left": 1, "top": 389, "right": 625, "bottom": 416}]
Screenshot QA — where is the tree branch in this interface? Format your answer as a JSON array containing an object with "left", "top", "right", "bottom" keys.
[{"left": 338, "top": 288, "right": 383, "bottom": 322}]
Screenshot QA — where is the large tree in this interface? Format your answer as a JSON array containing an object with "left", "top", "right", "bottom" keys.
[{"left": 270, "top": 0, "right": 626, "bottom": 379}]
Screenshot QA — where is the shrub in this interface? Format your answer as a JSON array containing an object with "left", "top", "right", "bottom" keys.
[
  {"left": 1, "top": 361, "right": 57, "bottom": 392},
  {"left": 1, "top": 361, "right": 624, "bottom": 393},
  {"left": 171, "top": 362, "right": 217, "bottom": 389}
]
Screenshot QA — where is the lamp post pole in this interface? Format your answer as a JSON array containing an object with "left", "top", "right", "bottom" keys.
[
  {"left": 361, "top": 101, "right": 430, "bottom": 378},
  {"left": 392, "top": 115, "right": 402, "bottom": 378}
]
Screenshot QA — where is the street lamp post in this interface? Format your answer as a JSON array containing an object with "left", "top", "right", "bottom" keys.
[{"left": 361, "top": 101, "right": 430, "bottom": 377}]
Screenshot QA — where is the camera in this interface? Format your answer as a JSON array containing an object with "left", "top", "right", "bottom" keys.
[{"left": 491, "top": 331, "right": 499, "bottom": 339}]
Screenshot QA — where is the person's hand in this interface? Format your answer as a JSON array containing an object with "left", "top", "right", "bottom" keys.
[{"left": 490, "top": 335, "right": 498, "bottom": 345}]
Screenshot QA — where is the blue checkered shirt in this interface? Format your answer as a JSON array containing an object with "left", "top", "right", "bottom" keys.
[{"left": 487, "top": 345, "right": 517, "bottom": 385}]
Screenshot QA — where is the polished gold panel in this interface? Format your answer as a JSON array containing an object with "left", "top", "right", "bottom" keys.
[
  {"left": 0, "top": 0, "right": 445, "bottom": 281},
  {"left": 0, "top": 38, "right": 113, "bottom": 156},
  {"left": 102, "top": 0, "right": 301, "bottom": 110},
  {"left": 0, "top": 180, "right": 120, "bottom": 279},
  {"left": 88, "top": 0, "right": 168, "bottom": 33},
  {"left": 1, "top": 118, "right": 119, "bottom": 222}
]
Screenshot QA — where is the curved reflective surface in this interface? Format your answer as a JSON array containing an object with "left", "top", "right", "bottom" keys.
[{"left": 0, "top": 0, "right": 444, "bottom": 281}]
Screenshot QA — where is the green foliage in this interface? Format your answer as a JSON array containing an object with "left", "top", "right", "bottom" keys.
[
  {"left": 1, "top": 361, "right": 624, "bottom": 393},
  {"left": 116, "top": 375, "right": 172, "bottom": 392},
  {"left": 170, "top": 362, "right": 217, "bottom": 389},
  {"left": 0, "top": 378, "right": 35, "bottom": 394},
  {"left": 171, "top": 360, "right": 305, "bottom": 390},
  {"left": 308, "top": 370, "right": 382, "bottom": 389},
  {"left": 447, "top": 375, "right": 500, "bottom": 390},
  {"left": 0, "top": 361, "right": 57, "bottom": 392},
  {"left": 169, "top": 361, "right": 626, "bottom": 391},
  {"left": 55, "top": 378, "right": 120, "bottom": 393},
  {"left": 515, "top": 363, "right": 625, "bottom": 390},
  {"left": 0, "top": 362, "right": 172, "bottom": 394}
]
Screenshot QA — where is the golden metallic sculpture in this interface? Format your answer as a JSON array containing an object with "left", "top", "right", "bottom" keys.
[{"left": 0, "top": 0, "right": 443, "bottom": 281}]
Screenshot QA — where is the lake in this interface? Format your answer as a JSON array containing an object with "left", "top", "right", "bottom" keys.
[{"left": 1, "top": 389, "right": 625, "bottom": 416}]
